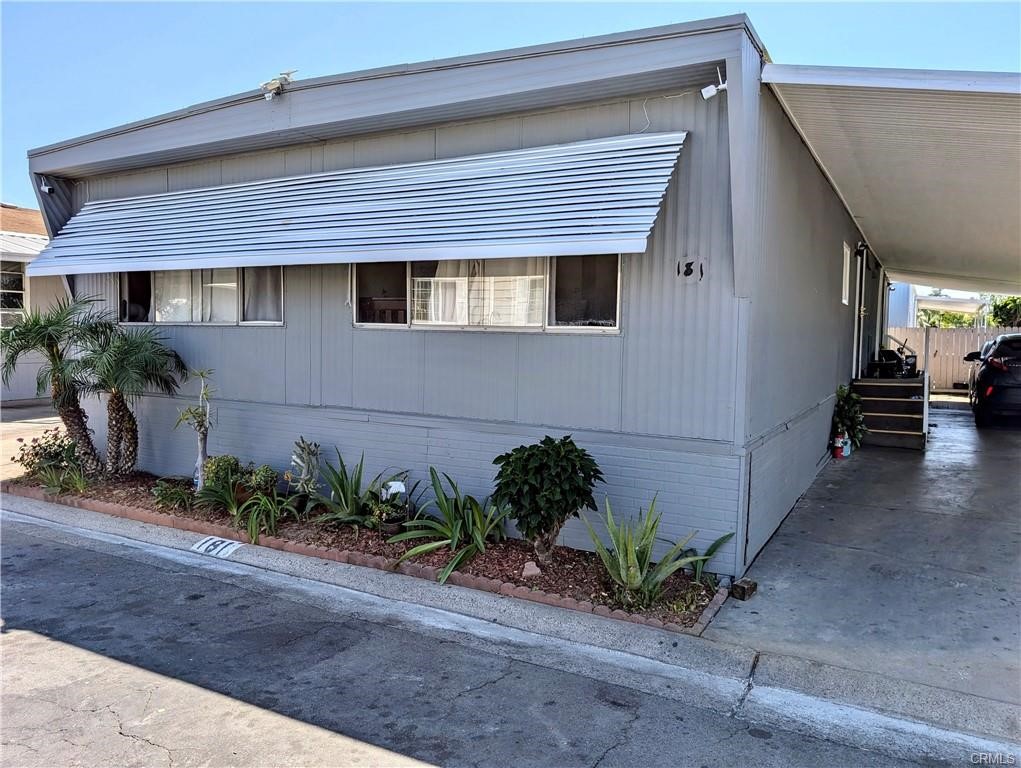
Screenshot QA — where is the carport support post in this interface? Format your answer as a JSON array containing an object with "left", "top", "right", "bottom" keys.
[{"left": 922, "top": 326, "right": 931, "bottom": 436}]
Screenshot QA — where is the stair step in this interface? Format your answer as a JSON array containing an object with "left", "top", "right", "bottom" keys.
[
  {"left": 862, "top": 428, "right": 926, "bottom": 450},
  {"left": 852, "top": 380, "right": 926, "bottom": 399},
  {"left": 863, "top": 413, "right": 923, "bottom": 431},
  {"left": 858, "top": 396, "right": 925, "bottom": 415}
]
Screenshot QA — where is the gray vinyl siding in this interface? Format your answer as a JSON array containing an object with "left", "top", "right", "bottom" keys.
[
  {"left": 736, "top": 88, "right": 886, "bottom": 570},
  {"left": 76, "top": 93, "right": 738, "bottom": 443},
  {"left": 744, "top": 89, "right": 863, "bottom": 442},
  {"left": 80, "top": 393, "right": 743, "bottom": 575}
]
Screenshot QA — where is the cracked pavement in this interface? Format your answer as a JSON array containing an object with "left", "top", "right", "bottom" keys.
[{"left": 1, "top": 518, "right": 931, "bottom": 767}]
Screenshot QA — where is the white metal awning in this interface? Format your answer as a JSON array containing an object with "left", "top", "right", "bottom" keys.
[
  {"left": 1, "top": 231, "right": 48, "bottom": 263},
  {"left": 764, "top": 64, "right": 1021, "bottom": 293},
  {"left": 27, "top": 133, "right": 687, "bottom": 277}
]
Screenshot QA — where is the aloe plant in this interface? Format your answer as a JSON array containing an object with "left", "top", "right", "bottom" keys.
[
  {"left": 240, "top": 490, "right": 297, "bottom": 544},
  {"left": 389, "top": 467, "right": 509, "bottom": 583},
  {"left": 584, "top": 496, "right": 706, "bottom": 607},
  {"left": 682, "top": 531, "right": 735, "bottom": 587}
]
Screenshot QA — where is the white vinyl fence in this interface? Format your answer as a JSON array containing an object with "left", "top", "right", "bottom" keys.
[{"left": 888, "top": 327, "right": 1021, "bottom": 391}]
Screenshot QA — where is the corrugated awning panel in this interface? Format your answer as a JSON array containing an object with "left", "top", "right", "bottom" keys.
[{"left": 28, "top": 132, "right": 687, "bottom": 276}]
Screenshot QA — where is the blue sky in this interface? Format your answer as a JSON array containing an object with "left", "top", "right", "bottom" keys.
[{"left": 2, "top": 2, "right": 1019, "bottom": 209}]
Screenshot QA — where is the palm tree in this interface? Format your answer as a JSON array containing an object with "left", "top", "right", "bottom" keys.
[
  {"left": 1, "top": 297, "right": 112, "bottom": 475},
  {"left": 79, "top": 326, "right": 186, "bottom": 474}
]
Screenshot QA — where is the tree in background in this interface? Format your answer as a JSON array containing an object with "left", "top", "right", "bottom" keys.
[
  {"left": 989, "top": 296, "right": 1021, "bottom": 327},
  {"left": 916, "top": 308, "right": 974, "bottom": 328}
]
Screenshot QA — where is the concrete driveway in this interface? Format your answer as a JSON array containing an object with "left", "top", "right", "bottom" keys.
[
  {"left": 0, "top": 403, "right": 60, "bottom": 480},
  {"left": 706, "top": 410, "right": 1020, "bottom": 710}
]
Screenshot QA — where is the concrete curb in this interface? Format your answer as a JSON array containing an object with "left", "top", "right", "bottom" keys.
[
  {"left": 0, "top": 481, "right": 726, "bottom": 635},
  {"left": 3, "top": 492, "right": 1017, "bottom": 764}
]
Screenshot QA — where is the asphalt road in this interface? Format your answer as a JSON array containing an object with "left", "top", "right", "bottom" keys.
[{"left": 0, "top": 516, "right": 931, "bottom": 768}]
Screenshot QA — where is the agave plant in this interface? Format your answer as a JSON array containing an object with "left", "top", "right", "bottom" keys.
[
  {"left": 389, "top": 467, "right": 510, "bottom": 583},
  {"left": 584, "top": 496, "right": 706, "bottom": 607}
]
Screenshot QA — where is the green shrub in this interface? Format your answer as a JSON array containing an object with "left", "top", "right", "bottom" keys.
[
  {"left": 239, "top": 490, "right": 296, "bottom": 544},
  {"left": 315, "top": 451, "right": 404, "bottom": 528},
  {"left": 195, "top": 466, "right": 247, "bottom": 522},
  {"left": 152, "top": 479, "right": 194, "bottom": 511},
  {"left": 493, "top": 435, "right": 603, "bottom": 564},
  {"left": 583, "top": 497, "right": 704, "bottom": 608},
  {"left": 832, "top": 385, "right": 867, "bottom": 449},
  {"left": 390, "top": 468, "right": 510, "bottom": 583},
  {"left": 247, "top": 464, "right": 278, "bottom": 495},
  {"left": 12, "top": 428, "right": 78, "bottom": 477},
  {"left": 681, "top": 532, "right": 735, "bottom": 588},
  {"left": 36, "top": 464, "right": 88, "bottom": 495},
  {"left": 203, "top": 455, "right": 243, "bottom": 491}
]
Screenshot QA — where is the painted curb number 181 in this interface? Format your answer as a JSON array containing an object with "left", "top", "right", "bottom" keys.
[{"left": 191, "top": 536, "right": 244, "bottom": 559}]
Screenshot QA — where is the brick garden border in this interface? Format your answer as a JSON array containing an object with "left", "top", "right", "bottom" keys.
[{"left": 1, "top": 481, "right": 729, "bottom": 636}]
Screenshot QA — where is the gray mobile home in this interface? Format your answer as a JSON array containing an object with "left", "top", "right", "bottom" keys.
[{"left": 25, "top": 16, "right": 888, "bottom": 577}]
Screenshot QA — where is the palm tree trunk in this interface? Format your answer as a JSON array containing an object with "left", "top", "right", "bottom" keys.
[
  {"left": 105, "top": 392, "right": 124, "bottom": 475},
  {"left": 56, "top": 399, "right": 102, "bottom": 476},
  {"left": 119, "top": 400, "right": 139, "bottom": 475}
]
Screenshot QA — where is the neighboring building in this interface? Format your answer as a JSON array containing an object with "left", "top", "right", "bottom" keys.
[
  {"left": 887, "top": 283, "right": 917, "bottom": 328},
  {"left": 23, "top": 16, "right": 1021, "bottom": 575},
  {"left": 1, "top": 203, "right": 67, "bottom": 403}
]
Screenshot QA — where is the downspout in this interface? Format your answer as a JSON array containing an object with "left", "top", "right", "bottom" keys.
[{"left": 850, "top": 244, "right": 865, "bottom": 380}]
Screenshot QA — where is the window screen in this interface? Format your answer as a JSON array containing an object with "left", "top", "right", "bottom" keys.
[
  {"left": 468, "top": 258, "right": 544, "bottom": 327},
  {"left": 549, "top": 255, "right": 618, "bottom": 327}
]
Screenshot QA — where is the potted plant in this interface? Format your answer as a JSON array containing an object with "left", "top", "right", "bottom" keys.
[
  {"left": 832, "top": 384, "right": 866, "bottom": 457},
  {"left": 368, "top": 478, "right": 409, "bottom": 535}
]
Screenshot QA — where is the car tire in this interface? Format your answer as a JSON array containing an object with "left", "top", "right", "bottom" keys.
[{"left": 974, "top": 407, "right": 991, "bottom": 428}]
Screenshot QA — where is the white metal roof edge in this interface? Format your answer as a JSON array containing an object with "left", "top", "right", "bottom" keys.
[
  {"left": 762, "top": 63, "right": 1021, "bottom": 95},
  {"left": 25, "top": 239, "right": 649, "bottom": 276},
  {"left": 28, "top": 15, "right": 760, "bottom": 159}
]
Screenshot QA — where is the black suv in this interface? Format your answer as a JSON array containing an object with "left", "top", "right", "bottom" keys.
[{"left": 965, "top": 334, "right": 1021, "bottom": 427}]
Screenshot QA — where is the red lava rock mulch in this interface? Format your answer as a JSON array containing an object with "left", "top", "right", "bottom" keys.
[{"left": 5, "top": 473, "right": 722, "bottom": 630}]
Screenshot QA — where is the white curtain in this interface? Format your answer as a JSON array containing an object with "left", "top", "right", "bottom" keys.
[
  {"left": 154, "top": 270, "right": 192, "bottom": 322},
  {"left": 470, "top": 257, "right": 545, "bottom": 326},
  {"left": 413, "top": 260, "right": 468, "bottom": 324},
  {"left": 243, "top": 267, "right": 282, "bottom": 322},
  {"left": 200, "top": 268, "right": 238, "bottom": 323}
]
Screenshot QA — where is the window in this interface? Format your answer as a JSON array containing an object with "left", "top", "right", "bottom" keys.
[
  {"left": 355, "top": 255, "right": 619, "bottom": 332},
  {"left": 841, "top": 242, "right": 851, "bottom": 306},
  {"left": 549, "top": 254, "right": 618, "bottom": 327},
  {"left": 412, "top": 261, "right": 468, "bottom": 325},
  {"left": 121, "top": 271, "right": 152, "bottom": 322},
  {"left": 242, "top": 267, "right": 283, "bottom": 323},
  {"left": 356, "top": 262, "right": 407, "bottom": 324},
  {"left": 469, "top": 258, "right": 544, "bottom": 327},
  {"left": 1, "top": 261, "right": 27, "bottom": 328},
  {"left": 120, "top": 267, "right": 283, "bottom": 325}
]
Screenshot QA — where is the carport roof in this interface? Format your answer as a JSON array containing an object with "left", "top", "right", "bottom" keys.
[{"left": 763, "top": 64, "right": 1021, "bottom": 294}]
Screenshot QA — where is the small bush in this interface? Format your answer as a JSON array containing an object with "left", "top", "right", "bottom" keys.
[
  {"left": 247, "top": 464, "right": 278, "bottom": 495},
  {"left": 493, "top": 435, "right": 603, "bottom": 564},
  {"left": 239, "top": 490, "right": 296, "bottom": 544},
  {"left": 152, "top": 479, "right": 194, "bottom": 511},
  {"left": 195, "top": 466, "right": 247, "bottom": 521},
  {"left": 12, "top": 428, "right": 77, "bottom": 477},
  {"left": 203, "top": 455, "right": 243, "bottom": 491},
  {"left": 390, "top": 468, "right": 510, "bottom": 583},
  {"left": 832, "top": 385, "right": 866, "bottom": 449},
  {"left": 36, "top": 464, "right": 88, "bottom": 495}
]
